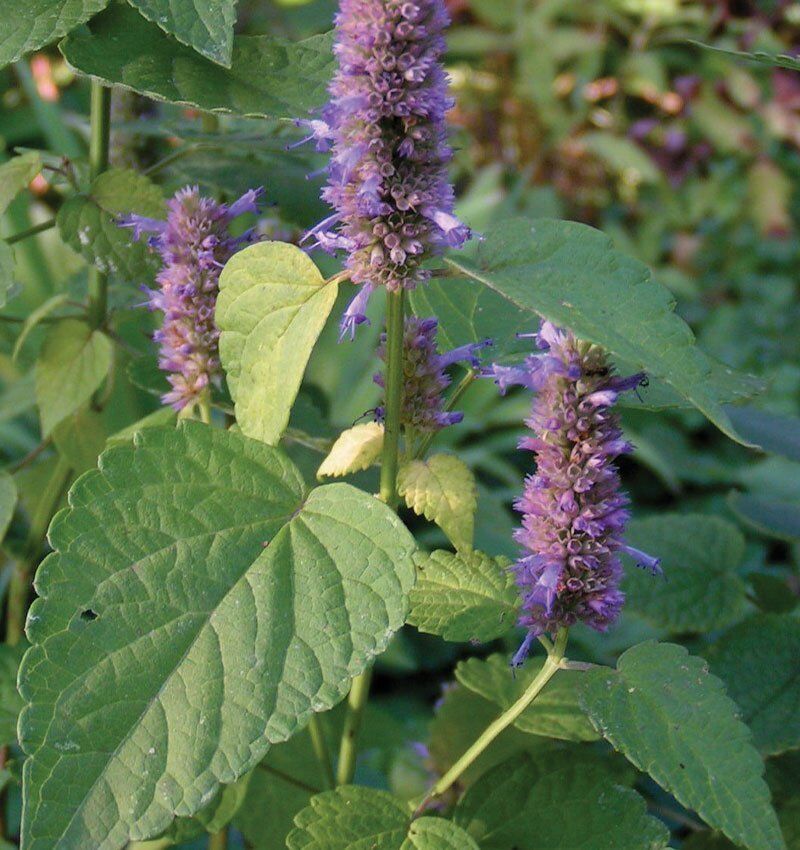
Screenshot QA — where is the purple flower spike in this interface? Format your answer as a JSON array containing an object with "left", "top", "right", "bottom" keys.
[
  {"left": 488, "top": 321, "right": 660, "bottom": 644},
  {"left": 375, "top": 316, "right": 490, "bottom": 432},
  {"left": 301, "top": 0, "right": 470, "bottom": 299},
  {"left": 126, "top": 185, "right": 263, "bottom": 411}
]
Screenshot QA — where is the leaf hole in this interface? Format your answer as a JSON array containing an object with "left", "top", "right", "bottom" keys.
[{"left": 80, "top": 609, "right": 98, "bottom": 622}]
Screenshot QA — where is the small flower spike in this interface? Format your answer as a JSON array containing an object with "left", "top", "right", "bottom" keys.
[{"left": 484, "top": 321, "right": 660, "bottom": 661}]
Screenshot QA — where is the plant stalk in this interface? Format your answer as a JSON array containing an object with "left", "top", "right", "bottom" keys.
[
  {"left": 308, "top": 715, "right": 336, "bottom": 790},
  {"left": 87, "top": 81, "right": 112, "bottom": 329},
  {"left": 414, "top": 628, "right": 569, "bottom": 814},
  {"left": 336, "top": 289, "right": 405, "bottom": 786},
  {"left": 208, "top": 828, "right": 227, "bottom": 850},
  {"left": 6, "top": 218, "right": 56, "bottom": 245}
]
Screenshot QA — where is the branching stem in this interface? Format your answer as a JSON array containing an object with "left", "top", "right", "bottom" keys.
[{"left": 414, "top": 628, "right": 569, "bottom": 815}]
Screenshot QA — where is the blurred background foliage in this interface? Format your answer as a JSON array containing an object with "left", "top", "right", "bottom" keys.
[{"left": 1, "top": 0, "right": 799, "bottom": 848}]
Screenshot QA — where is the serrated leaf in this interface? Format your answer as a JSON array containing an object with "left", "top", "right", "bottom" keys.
[
  {"left": 692, "top": 42, "right": 800, "bottom": 73},
  {"left": 444, "top": 218, "right": 755, "bottom": 445},
  {"left": 287, "top": 786, "right": 480, "bottom": 850},
  {"left": 217, "top": 241, "right": 337, "bottom": 446},
  {"left": 317, "top": 423, "right": 384, "bottom": 479},
  {"left": 60, "top": 2, "right": 334, "bottom": 119},
  {"left": 34, "top": 318, "right": 113, "bottom": 436},
  {"left": 708, "top": 615, "right": 800, "bottom": 757},
  {"left": 0, "top": 0, "right": 108, "bottom": 67},
  {"left": 0, "top": 469, "right": 16, "bottom": 542},
  {"left": 0, "top": 152, "right": 41, "bottom": 213},
  {"left": 580, "top": 641, "right": 785, "bottom": 850},
  {"left": 456, "top": 654, "right": 599, "bottom": 742},
  {"left": 52, "top": 407, "right": 108, "bottom": 473},
  {"left": 622, "top": 514, "right": 749, "bottom": 633},
  {"left": 19, "top": 423, "right": 416, "bottom": 850},
  {"left": 407, "top": 549, "right": 518, "bottom": 642},
  {"left": 127, "top": 0, "right": 237, "bottom": 66},
  {"left": 729, "top": 493, "right": 800, "bottom": 542},
  {"left": 57, "top": 167, "right": 163, "bottom": 280},
  {"left": 454, "top": 753, "right": 668, "bottom": 850},
  {"left": 398, "top": 454, "right": 477, "bottom": 552}
]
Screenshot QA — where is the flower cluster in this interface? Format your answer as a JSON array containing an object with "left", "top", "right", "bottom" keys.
[
  {"left": 375, "top": 316, "right": 490, "bottom": 432},
  {"left": 297, "top": 0, "right": 470, "bottom": 337},
  {"left": 121, "top": 186, "right": 262, "bottom": 411},
  {"left": 485, "top": 322, "right": 660, "bottom": 660}
]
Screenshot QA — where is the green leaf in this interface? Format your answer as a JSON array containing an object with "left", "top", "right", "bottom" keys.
[
  {"left": 217, "top": 241, "right": 338, "bottom": 446},
  {"left": 398, "top": 454, "right": 477, "bottom": 552},
  {"left": 622, "top": 514, "right": 749, "bottom": 633},
  {"left": 581, "top": 132, "right": 662, "bottom": 185},
  {"left": 52, "top": 407, "right": 109, "bottom": 473},
  {"left": 34, "top": 318, "right": 112, "bottom": 436},
  {"left": 0, "top": 241, "right": 17, "bottom": 310},
  {"left": 57, "top": 167, "right": 163, "bottom": 280},
  {"left": 407, "top": 549, "right": 518, "bottom": 643},
  {"left": 12, "top": 293, "right": 70, "bottom": 363},
  {"left": 19, "top": 423, "right": 416, "bottom": 850},
  {"left": 456, "top": 654, "right": 599, "bottom": 742},
  {"left": 0, "top": 152, "right": 41, "bottom": 214},
  {"left": 580, "top": 641, "right": 785, "bottom": 850},
  {"left": 0, "top": 644, "right": 24, "bottom": 747},
  {"left": 724, "top": 407, "right": 800, "bottom": 463},
  {"left": 0, "top": 0, "right": 108, "bottom": 67},
  {"left": 0, "top": 469, "right": 17, "bottom": 542},
  {"left": 127, "top": 0, "right": 237, "bottom": 66},
  {"left": 729, "top": 493, "right": 800, "bottom": 542},
  {"left": 444, "top": 218, "right": 755, "bottom": 444},
  {"left": 692, "top": 42, "right": 800, "bottom": 73},
  {"left": 708, "top": 615, "right": 800, "bottom": 757},
  {"left": 60, "top": 2, "right": 334, "bottom": 119},
  {"left": 454, "top": 753, "right": 669, "bottom": 850},
  {"left": 317, "top": 423, "right": 384, "bottom": 479},
  {"left": 287, "top": 786, "right": 480, "bottom": 850}
]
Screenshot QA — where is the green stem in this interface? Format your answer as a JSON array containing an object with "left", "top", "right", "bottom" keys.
[
  {"left": 127, "top": 840, "right": 172, "bottom": 850},
  {"left": 208, "top": 828, "right": 227, "bottom": 850},
  {"left": 335, "top": 289, "right": 405, "bottom": 787},
  {"left": 6, "top": 218, "right": 56, "bottom": 245},
  {"left": 6, "top": 457, "right": 72, "bottom": 645},
  {"left": 87, "top": 81, "right": 111, "bottom": 329},
  {"left": 335, "top": 667, "right": 373, "bottom": 786},
  {"left": 414, "top": 629, "right": 569, "bottom": 814},
  {"left": 378, "top": 289, "right": 405, "bottom": 509},
  {"left": 308, "top": 715, "right": 336, "bottom": 790}
]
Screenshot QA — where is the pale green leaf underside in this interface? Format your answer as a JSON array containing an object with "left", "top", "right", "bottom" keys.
[
  {"left": 217, "top": 241, "right": 338, "bottom": 446},
  {"left": 317, "top": 423, "right": 384, "bottom": 479},
  {"left": 60, "top": 2, "right": 334, "bottom": 118},
  {"left": 456, "top": 654, "right": 598, "bottom": 742},
  {"left": 454, "top": 754, "right": 668, "bottom": 850},
  {"left": 127, "top": 0, "right": 237, "bottom": 66},
  {"left": 34, "top": 319, "right": 112, "bottom": 436},
  {"left": 0, "top": 470, "right": 16, "bottom": 543},
  {"left": 0, "top": 0, "right": 108, "bottom": 68},
  {"left": 709, "top": 615, "right": 800, "bottom": 757},
  {"left": 398, "top": 454, "right": 477, "bottom": 552},
  {"left": 287, "top": 786, "right": 480, "bottom": 850},
  {"left": 19, "top": 423, "right": 415, "bottom": 850},
  {"left": 580, "top": 641, "right": 785, "bottom": 850},
  {"left": 0, "top": 152, "right": 41, "bottom": 214},
  {"left": 407, "top": 549, "right": 517, "bottom": 643},
  {"left": 622, "top": 514, "right": 748, "bottom": 633},
  {"left": 445, "top": 218, "right": 755, "bottom": 445},
  {"left": 729, "top": 493, "right": 800, "bottom": 542}
]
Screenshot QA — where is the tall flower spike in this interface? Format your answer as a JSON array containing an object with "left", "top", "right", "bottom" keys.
[
  {"left": 300, "top": 0, "right": 470, "bottom": 335},
  {"left": 120, "top": 185, "right": 263, "bottom": 411},
  {"left": 375, "top": 316, "right": 491, "bottom": 432},
  {"left": 484, "top": 321, "right": 660, "bottom": 663}
]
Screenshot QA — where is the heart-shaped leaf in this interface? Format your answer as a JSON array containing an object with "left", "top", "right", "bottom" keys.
[{"left": 20, "top": 423, "right": 415, "bottom": 850}]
